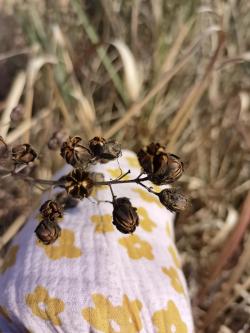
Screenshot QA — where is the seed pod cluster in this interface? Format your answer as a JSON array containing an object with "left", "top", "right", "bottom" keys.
[
  {"left": 31, "top": 137, "right": 188, "bottom": 243},
  {"left": 35, "top": 200, "right": 63, "bottom": 245},
  {"left": 137, "top": 142, "right": 184, "bottom": 185},
  {"left": 112, "top": 197, "right": 139, "bottom": 234}
]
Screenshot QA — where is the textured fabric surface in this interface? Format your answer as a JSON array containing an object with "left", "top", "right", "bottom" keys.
[{"left": 0, "top": 150, "right": 194, "bottom": 333}]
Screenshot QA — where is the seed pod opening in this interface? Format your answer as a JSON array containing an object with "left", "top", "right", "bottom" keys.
[
  {"left": 112, "top": 197, "right": 139, "bottom": 234},
  {"left": 39, "top": 200, "right": 63, "bottom": 221},
  {"left": 158, "top": 188, "right": 189, "bottom": 212},
  {"left": 137, "top": 142, "right": 184, "bottom": 185},
  {"left": 60, "top": 136, "right": 91, "bottom": 166},
  {"left": 89, "top": 137, "right": 106, "bottom": 156},
  {"left": 35, "top": 219, "right": 61, "bottom": 245},
  {"left": 12, "top": 144, "right": 37, "bottom": 164},
  {"left": 64, "top": 168, "right": 94, "bottom": 199},
  {"left": 88, "top": 136, "right": 121, "bottom": 163}
]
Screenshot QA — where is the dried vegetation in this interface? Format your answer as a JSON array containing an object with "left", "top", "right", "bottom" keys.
[{"left": 0, "top": 0, "right": 250, "bottom": 331}]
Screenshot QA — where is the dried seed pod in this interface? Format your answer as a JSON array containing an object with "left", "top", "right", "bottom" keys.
[
  {"left": 158, "top": 188, "right": 189, "bottom": 212},
  {"left": 137, "top": 143, "right": 184, "bottom": 185},
  {"left": 99, "top": 140, "right": 121, "bottom": 163},
  {"left": 88, "top": 136, "right": 121, "bottom": 163},
  {"left": 64, "top": 168, "right": 94, "bottom": 199},
  {"left": 112, "top": 197, "right": 139, "bottom": 234},
  {"left": 55, "top": 192, "right": 79, "bottom": 210},
  {"left": 39, "top": 200, "right": 63, "bottom": 221},
  {"left": 35, "top": 219, "right": 61, "bottom": 245},
  {"left": 89, "top": 137, "right": 106, "bottom": 156},
  {"left": 137, "top": 142, "right": 166, "bottom": 174},
  {"left": 0, "top": 136, "right": 9, "bottom": 159},
  {"left": 12, "top": 144, "right": 37, "bottom": 164},
  {"left": 150, "top": 153, "right": 184, "bottom": 185},
  {"left": 48, "top": 129, "right": 68, "bottom": 150},
  {"left": 10, "top": 104, "right": 24, "bottom": 124},
  {"left": 60, "top": 136, "right": 91, "bottom": 166}
]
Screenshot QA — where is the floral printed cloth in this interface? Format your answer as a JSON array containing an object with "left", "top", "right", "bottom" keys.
[{"left": 0, "top": 150, "right": 194, "bottom": 333}]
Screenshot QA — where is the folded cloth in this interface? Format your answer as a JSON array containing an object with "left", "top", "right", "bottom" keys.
[{"left": 0, "top": 150, "right": 194, "bottom": 333}]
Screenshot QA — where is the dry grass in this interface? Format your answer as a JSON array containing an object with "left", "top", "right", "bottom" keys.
[{"left": 1, "top": 0, "right": 250, "bottom": 331}]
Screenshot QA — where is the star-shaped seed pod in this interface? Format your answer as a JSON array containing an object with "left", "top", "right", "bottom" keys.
[
  {"left": 88, "top": 136, "right": 121, "bottom": 163},
  {"left": 157, "top": 188, "right": 189, "bottom": 212},
  {"left": 39, "top": 200, "right": 63, "bottom": 221},
  {"left": 60, "top": 136, "right": 91, "bottom": 166},
  {"left": 11, "top": 143, "right": 37, "bottom": 165},
  {"left": 112, "top": 197, "right": 139, "bottom": 234},
  {"left": 64, "top": 168, "right": 94, "bottom": 199},
  {"left": 137, "top": 142, "right": 184, "bottom": 185},
  {"left": 35, "top": 219, "right": 61, "bottom": 245}
]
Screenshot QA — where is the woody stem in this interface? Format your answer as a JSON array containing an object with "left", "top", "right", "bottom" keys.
[{"left": 94, "top": 176, "right": 149, "bottom": 186}]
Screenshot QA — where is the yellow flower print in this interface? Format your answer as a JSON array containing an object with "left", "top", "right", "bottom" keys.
[
  {"left": 137, "top": 207, "right": 156, "bottom": 232},
  {"left": 91, "top": 214, "right": 114, "bottom": 233},
  {"left": 162, "top": 267, "right": 184, "bottom": 294},
  {"left": 26, "top": 286, "right": 64, "bottom": 326},
  {"left": 82, "top": 294, "right": 142, "bottom": 333},
  {"left": 132, "top": 188, "right": 162, "bottom": 208},
  {"left": 0, "top": 305, "right": 12, "bottom": 323},
  {"left": 119, "top": 234, "right": 154, "bottom": 260},
  {"left": 166, "top": 223, "right": 172, "bottom": 238},
  {"left": 37, "top": 229, "right": 81, "bottom": 260},
  {"left": 126, "top": 156, "right": 140, "bottom": 168},
  {"left": 107, "top": 168, "right": 130, "bottom": 180},
  {"left": 152, "top": 300, "right": 188, "bottom": 333},
  {"left": 168, "top": 245, "right": 181, "bottom": 268},
  {"left": 0, "top": 245, "right": 19, "bottom": 274}
]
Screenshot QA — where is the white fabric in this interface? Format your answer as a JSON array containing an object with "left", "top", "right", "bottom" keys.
[{"left": 0, "top": 150, "right": 194, "bottom": 333}]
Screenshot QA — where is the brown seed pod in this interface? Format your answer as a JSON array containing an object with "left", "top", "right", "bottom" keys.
[
  {"left": 55, "top": 192, "right": 79, "bottom": 210},
  {"left": 64, "top": 168, "right": 94, "bottom": 199},
  {"left": 137, "top": 143, "right": 183, "bottom": 185},
  {"left": 48, "top": 129, "right": 68, "bottom": 150},
  {"left": 60, "top": 136, "right": 91, "bottom": 166},
  {"left": 158, "top": 188, "right": 189, "bottom": 212},
  {"left": 88, "top": 137, "right": 121, "bottom": 163},
  {"left": 10, "top": 104, "right": 25, "bottom": 124},
  {"left": 112, "top": 197, "right": 139, "bottom": 234},
  {"left": 89, "top": 137, "right": 106, "bottom": 156},
  {"left": 11, "top": 143, "right": 37, "bottom": 164},
  {"left": 39, "top": 200, "right": 63, "bottom": 221},
  {"left": 35, "top": 219, "right": 61, "bottom": 245}
]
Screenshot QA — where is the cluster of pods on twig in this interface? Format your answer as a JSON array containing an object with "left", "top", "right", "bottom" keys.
[{"left": 0, "top": 134, "right": 189, "bottom": 245}]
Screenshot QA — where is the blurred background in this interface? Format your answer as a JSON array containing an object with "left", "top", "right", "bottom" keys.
[{"left": 0, "top": 1, "right": 250, "bottom": 332}]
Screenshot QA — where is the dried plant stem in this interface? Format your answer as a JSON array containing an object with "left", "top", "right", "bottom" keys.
[
  {"left": 71, "top": 0, "right": 127, "bottom": 104},
  {"left": 0, "top": 214, "right": 28, "bottom": 251}
]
